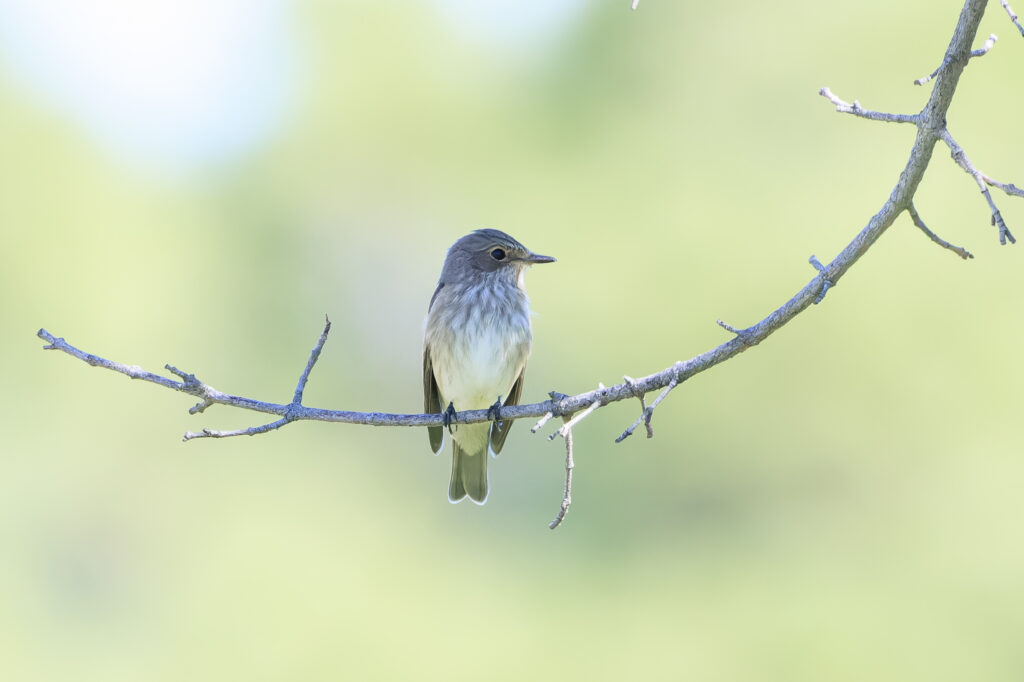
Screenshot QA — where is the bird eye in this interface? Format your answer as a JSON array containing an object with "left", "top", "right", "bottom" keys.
[{"left": 490, "top": 248, "right": 506, "bottom": 261}]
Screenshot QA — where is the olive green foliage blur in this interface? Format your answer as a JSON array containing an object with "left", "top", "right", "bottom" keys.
[{"left": 3, "top": 2, "right": 1024, "bottom": 681}]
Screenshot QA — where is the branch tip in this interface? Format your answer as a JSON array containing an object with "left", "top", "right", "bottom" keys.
[
  {"left": 1003, "top": 0, "right": 1024, "bottom": 36},
  {"left": 531, "top": 412, "right": 554, "bottom": 434},
  {"left": 941, "top": 129, "right": 1020, "bottom": 246},
  {"left": 907, "top": 203, "right": 975, "bottom": 259},
  {"left": 819, "top": 87, "right": 917, "bottom": 124}
]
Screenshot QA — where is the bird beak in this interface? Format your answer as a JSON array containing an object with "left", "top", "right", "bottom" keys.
[{"left": 523, "top": 252, "right": 556, "bottom": 264}]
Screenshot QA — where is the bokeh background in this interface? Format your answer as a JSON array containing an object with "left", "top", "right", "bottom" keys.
[{"left": 3, "top": 1, "right": 1023, "bottom": 680}]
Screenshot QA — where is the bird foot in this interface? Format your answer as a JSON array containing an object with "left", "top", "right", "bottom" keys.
[
  {"left": 442, "top": 402, "right": 457, "bottom": 433},
  {"left": 487, "top": 397, "right": 504, "bottom": 425}
]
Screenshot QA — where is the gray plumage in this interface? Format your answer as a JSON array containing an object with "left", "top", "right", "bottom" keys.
[{"left": 423, "top": 229, "right": 555, "bottom": 504}]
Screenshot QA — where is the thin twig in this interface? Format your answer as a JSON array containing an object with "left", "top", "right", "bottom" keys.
[
  {"left": 531, "top": 412, "right": 554, "bottom": 433},
  {"left": 715, "top": 319, "right": 756, "bottom": 348},
  {"left": 615, "top": 376, "right": 653, "bottom": 442},
  {"left": 184, "top": 419, "right": 290, "bottom": 441},
  {"left": 549, "top": 418, "right": 575, "bottom": 530},
  {"left": 293, "top": 316, "right": 331, "bottom": 404},
  {"left": 941, "top": 128, "right": 1018, "bottom": 245},
  {"left": 818, "top": 88, "right": 918, "bottom": 124},
  {"left": 716, "top": 320, "right": 744, "bottom": 335},
  {"left": 1002, "top": 0, "right": 1024, "bottom": 36},
  {"left": 617, "top": 377, "right": 679, "bottom": 443},
  {"left": 907, "top": 202, "right": 974, "bottom": 259}
]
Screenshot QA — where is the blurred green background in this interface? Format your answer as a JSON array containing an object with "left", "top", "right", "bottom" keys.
[{"left": 3, "top": 1, "right": 1024, "bottom": 680}]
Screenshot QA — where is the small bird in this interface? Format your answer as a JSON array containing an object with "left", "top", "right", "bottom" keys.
[{"left": 423, "top": 229, "right": 555, "bottom": 504}]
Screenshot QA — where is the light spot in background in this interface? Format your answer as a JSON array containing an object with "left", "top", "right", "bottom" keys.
[
  {"left": 0, "top": 0, "right": 297, "bottom": 173},
  {"left": 429, "top": 0, "right": 587, "bottom": 49}
]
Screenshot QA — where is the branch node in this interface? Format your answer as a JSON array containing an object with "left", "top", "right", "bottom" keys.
[
  {"left": 616, "top": 377, "right": 678, "bottom": 444},
  {"left": 616, "top": 376, "right": 654, "bottom": 443},
  {"left": 531, "top": 391, "right": 569, "bottom": 433},
  {"left": 915, "top": 34, "right": 996, "bottom": 86},
  {"left": 549, "top": 396, "right": 602, "bottom": 441},
  {"left": 716, "top": 319, "right": 756, "bottom": 347},
  {"left": 941, "top": 129, "right": 1019, "bottom": 246},
  {"left": 1003, "top": 0, "right": 1024, "bottom": 36}
]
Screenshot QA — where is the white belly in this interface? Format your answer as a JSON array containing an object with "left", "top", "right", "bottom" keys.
[{"left": 433, "top": 322, "right": 527, "bottom": 411}]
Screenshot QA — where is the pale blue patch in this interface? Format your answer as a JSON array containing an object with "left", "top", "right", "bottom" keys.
[
  {"left": 429, "top": 0, "right": 587, "bottom": 49},
  {"left": 0, "top": 0, "right": 298, "bottom": 173}
]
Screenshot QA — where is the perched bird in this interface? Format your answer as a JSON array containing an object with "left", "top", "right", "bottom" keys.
[{"left": 423, "top": 229, "right": 555, "bottom": 504}]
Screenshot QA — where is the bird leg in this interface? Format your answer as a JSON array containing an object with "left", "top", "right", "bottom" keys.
[{"left": 442, "top": 401, "right": 458, "bottom": 433}]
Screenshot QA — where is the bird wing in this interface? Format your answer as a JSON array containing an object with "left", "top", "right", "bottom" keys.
[
  {"left": 423, "top": 345, "right": 444, "bottom": 454},
  {"left": 489, "top": 369, "right": 524, "bottom": 455}
]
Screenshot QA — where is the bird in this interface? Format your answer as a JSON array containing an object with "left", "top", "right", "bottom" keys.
[{"left": 423, "top": 229, "right": 555, "bottom": 504}]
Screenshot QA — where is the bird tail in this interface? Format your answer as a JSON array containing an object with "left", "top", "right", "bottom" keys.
[{"left": 448, "top": 440, "right": 488, "bottom": 505}]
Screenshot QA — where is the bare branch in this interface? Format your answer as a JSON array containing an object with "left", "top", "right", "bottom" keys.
[
  {"left": 940, "top": 128, "right": 1018, "bottom": 245},
  {"left": 184, "top": 419, "right": 291, "bottom": 441},
  {"left": 39, "top": 329, "right": 186, "bottom": 392},
  {"left": 549, "top": 417, "right": 576, "bottom": 530},
  {"left": 818, "top": 87, "right": 918, "bottom": 124},
  {"left": 547, "top": 391, "right": 603, "bottom": 441},
  {"left": 615, "top": 376, "right": 653, "bottom": 442},
  {"left": 616, "top": 377, "right": 677, "bottom": 443},
  {"left": 981, "top": 173, "right": 1024, "bottom": 199},
  {"left": 915, "top": 33, "right": 997, "bottom": 85},
  {"left": 38, "top": 0, "right": 1021, "bottom": 527},
  {"left": 907, "top": 202, "right": 975, "bottom": 259},
  {"left": 531, "top": 411, "right": 554, "bottom": 434},
  {"left": 1002, "top": 0, "right": 1024, "bottom": 36},
  {"left": 293, "top": 316, "right": 331, "bottom": 405},
  {"left": 40, "top": 2, "right": 1014, "bottom": 441}
]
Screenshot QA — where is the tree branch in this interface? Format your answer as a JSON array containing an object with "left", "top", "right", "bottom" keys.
[
  {"left": 549, "top": 417, "right": 576, "bottom": 529},
  {"left": 817, "top": 87, "right": 919, "bottom": 124},
  {"left": 1002, "top": 0, "right": 1024, "bottom": 36},
  {"left": 38, "top": 0, "right": 1021, "bottom": 527},
  {"left": 915, "top": 33, "right": 997, "bottom": 85},
  {"left": 908, "top": 202, "right": 975, "bottom": 259},
  {"left": 940, "top": 128, "right": 1018, "bottom": 245}
]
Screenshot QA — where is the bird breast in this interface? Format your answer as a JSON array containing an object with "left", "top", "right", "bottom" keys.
[{"left": 426, "top": 279, "right": 532, "bottom": 410}]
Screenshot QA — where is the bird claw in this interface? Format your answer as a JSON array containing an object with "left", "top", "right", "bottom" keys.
[
  {"left": 486, "top": 397, "right": 503, "bottom": 424},
  {"left": 442, "top": 402, "right": 457, "bottom": 433}
]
